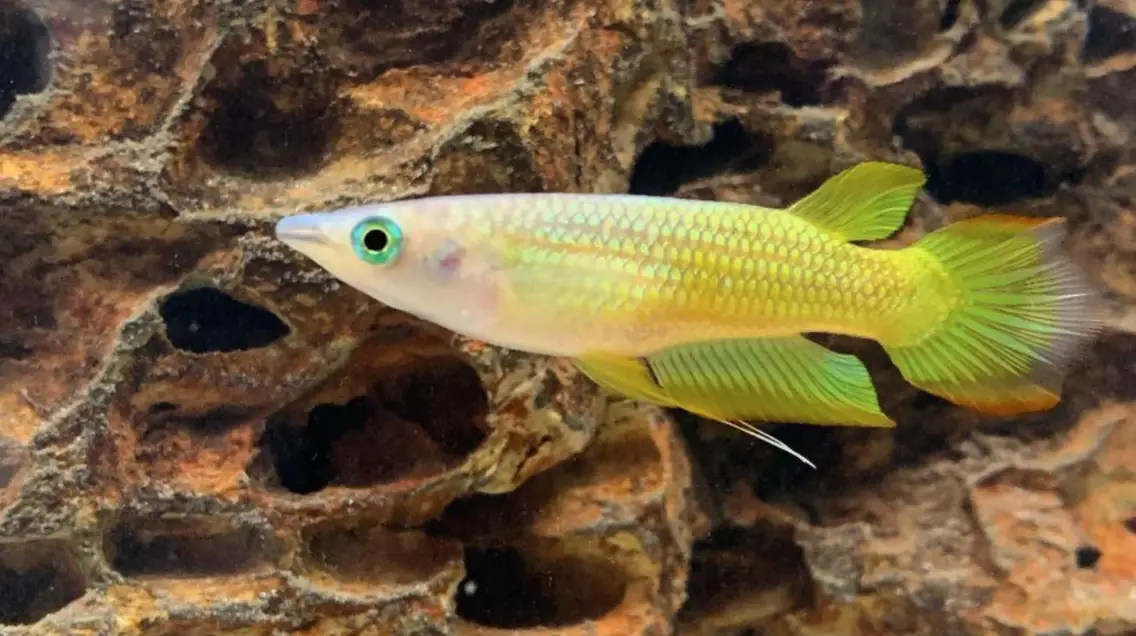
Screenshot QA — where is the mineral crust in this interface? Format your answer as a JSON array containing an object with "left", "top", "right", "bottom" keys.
[{"left": 0, "top": 0, "right": 1133, "bottom": 634}]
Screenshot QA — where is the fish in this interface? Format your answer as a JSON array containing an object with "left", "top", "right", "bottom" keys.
[{"left": 275, "top": 161, "right": 1102, "bottom": 467}]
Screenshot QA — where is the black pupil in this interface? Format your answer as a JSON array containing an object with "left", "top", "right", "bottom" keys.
[{"left": 363, "top": 228, "right": 390, "bottom": 252}]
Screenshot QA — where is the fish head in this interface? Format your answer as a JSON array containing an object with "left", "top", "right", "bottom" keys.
[{"left": 274, "top": 199, "right": 507, "bottom": 332}]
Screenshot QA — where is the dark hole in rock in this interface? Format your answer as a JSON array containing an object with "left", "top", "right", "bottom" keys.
[
  {"left": 746, "top": 422, "right": 839, "bottom": 506},
  {"left": 348, "top": 0, "right": 405, "bottom": 14},
  {"left": 1124, "top": 516, "right": 1136, "bottom": 535},
  {"left": 106, "top": 516, "right": 269, "bottom": 577},
  {"left": 1081, "top": 6, "right": 1136, "bottom": 63},
  {"left": 423, "top": 492, "right": 516, "bottom": 541},
  {"left": 629, "top": 118, "right": 774, "bottom": 196},
  {"left": 940, "top": 0, "right": 961, "bottom": 30},
  {"left": 0, "top": 540, "right": 86, "bottom": 625},
  {"left": 0, "top": 336, "right": 33, "bottom": 361},
  {"left": 680, "top": 525, "right": 810, "bottom": 622},
  {"left": 926, "top": 151, "right": 1052, "bottom": 206},
  {"left": 711, "top": 41, "right": 832, "bottom": 107},
  {"left": 376, "top": 361, "right": 490, "bottom": 457},
  {"left": 262, "top": 397, "right": 368, "bottom": 495},
  {"left": 147, "top": 401, "right": 179, "bottom": 414},
  {"left": 0, "top": 3, "right": 52, "bottom": 121},
  {"left": 303, "top": 521, "right": 462, "bottom": 586},
  {"left": 456, "top": 544, "right": 626, "bottom": 628},
  {"left": 999, "top": 0, "right": 1046, "bottom": 30},
  {"left": 198, "top": 60, "right": 339, "bottom": 179},
  {"left": 257, "top": 356, "right": 489, "bottom": 494},
  {"left": 1074, "top": 545, "right": 1102, "bottom": 569},
  {"left": 892, "top": 85, "right": 1017, "bottom": 178},
  {"left": 158, "top": 287, "right": 290, "bottom": 354},
  {"left": 457, "top": 546, "right": 555, "bottom": 627}
]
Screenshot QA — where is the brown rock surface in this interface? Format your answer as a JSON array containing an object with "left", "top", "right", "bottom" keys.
[{"left": 0, "top": 0, "right": 1133, "bottom": 634}]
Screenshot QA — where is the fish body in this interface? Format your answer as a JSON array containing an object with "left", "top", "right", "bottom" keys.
[
  {"left": 276, "top": 162, "right": 1101, "bottom": 433},
  {"left": 282, "top": 192, "right": 929, "bottom": 356}
]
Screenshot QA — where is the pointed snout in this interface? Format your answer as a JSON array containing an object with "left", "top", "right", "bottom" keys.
[{"left": 275, "top": 213, "right": 330, "bottom": 247}]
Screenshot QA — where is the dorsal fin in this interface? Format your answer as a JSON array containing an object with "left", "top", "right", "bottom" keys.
[{"left": 786, "top": 162, "right": 926, "bottom": 242}]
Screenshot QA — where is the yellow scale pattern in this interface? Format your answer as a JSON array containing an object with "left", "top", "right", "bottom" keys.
[{"left": 448, "top": 194, "right": 916, "bottom": 353}]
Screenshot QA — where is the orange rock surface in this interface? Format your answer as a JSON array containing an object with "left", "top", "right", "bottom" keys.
[{"left": 0, "top": 0, "right": 1133, "bottom": 634}]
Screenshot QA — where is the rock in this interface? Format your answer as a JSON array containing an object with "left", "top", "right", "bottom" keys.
[{"left": 0, "top": 0, "right": 1133, "bottom": 634}]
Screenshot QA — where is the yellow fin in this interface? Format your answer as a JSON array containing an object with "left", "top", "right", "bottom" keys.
[
  {"left": 646, "top": 336, "right": 895, "bottom": 428},
  {"left": 574, "top": 353, "right": 676, "bottom": 407},
  {"left": 885, "top": 214, "right": 1102, "bottom": 416},
  {"left": 574, "top": 351, "right": 821, "bottom": 468},
  {"left": 786, "top": 161, "right": 925, "bottom": 242}
]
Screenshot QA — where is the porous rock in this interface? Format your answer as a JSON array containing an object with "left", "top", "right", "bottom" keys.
[{"left": 0, "top": 0, "right": 1133, "bottom": 634}]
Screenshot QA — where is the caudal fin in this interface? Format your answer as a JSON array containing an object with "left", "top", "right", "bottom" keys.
[{"left": 884, "top": 214, "right": 1102, "bottom": 416}]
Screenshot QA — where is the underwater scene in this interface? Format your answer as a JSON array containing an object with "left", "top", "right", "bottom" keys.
[{"left": 0, "top": 0, "right": 1134, "bottom": 634}]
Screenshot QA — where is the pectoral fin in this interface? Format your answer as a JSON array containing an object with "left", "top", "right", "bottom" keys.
[{"left": 645, "top": 336, "right": 895, "bottom": 428}]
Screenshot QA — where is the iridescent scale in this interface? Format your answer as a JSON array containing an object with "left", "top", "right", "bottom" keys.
[{"left": 445, "top": 194, "right": 919, "bottom": 354}]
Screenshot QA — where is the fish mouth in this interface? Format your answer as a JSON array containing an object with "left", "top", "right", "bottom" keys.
[{"left": 275, "top": 214, "right": 329, "bottom": 246}]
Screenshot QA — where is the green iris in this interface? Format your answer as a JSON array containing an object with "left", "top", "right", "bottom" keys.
[{"left": 351, "top": 216, "right": 403, "bottom": 266}]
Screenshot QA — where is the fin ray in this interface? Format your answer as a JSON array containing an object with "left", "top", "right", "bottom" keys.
[
  {"left": 646, "top": 336, "right": 895, "bottom": 428},
  {"left": 574, "top": 349, "right": 823, "bottom": 468},
  {"left": 885, "top": 214, "right": 1102, "bottom": 416},
  {"left": 786, "top": 162, "right": 925, "bottom": 242}
]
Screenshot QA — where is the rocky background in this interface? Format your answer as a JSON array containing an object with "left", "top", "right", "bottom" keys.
[{"left": 0, "top": 0, "right": 1134, "bottom": 634}]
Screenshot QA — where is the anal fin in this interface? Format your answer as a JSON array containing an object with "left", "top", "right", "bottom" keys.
[
  {"left": 574, "top": 353, "right": 676, "bottom": 408},
  {"left": 573, "top": 348, "right": 826, "bottom": 468},
  {"left": 787, "top": 161, "right": 925, "bottom": 242},
  {"left": 645, "top": 336, "right": 895, "bottom": 428}
]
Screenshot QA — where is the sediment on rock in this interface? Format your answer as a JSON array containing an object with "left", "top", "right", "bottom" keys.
[{"left": 0, "top": 0, "right": 1133, "bottom": 634}]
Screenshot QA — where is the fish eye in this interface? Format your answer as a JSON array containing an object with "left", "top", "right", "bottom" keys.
[{"left": 351, "top": 216, "right": 403, "bottom": 266}]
